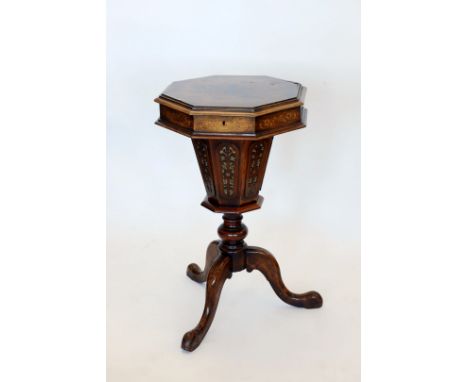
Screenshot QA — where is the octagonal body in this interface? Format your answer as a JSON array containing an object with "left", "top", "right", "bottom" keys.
[
  {"left": 154, "top": 75, "right": 308, "bottom": 213},
  {"left": 155, "top": 75, "right": 307, "bottom": 140},
  {"left": 193, "top": 138, "right": 273, "bottom": 213}
]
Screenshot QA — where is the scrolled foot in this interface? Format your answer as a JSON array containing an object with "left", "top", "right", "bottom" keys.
[
  {"left": 181, "top": 254, "right": 232, "bottom": 351},
  {"left": 181, "top": 329, "right": 201, "bottom": 352},
  {"left": 245, "top": 246, "right": 322, "bottom": 309},
  {"left": 186, "top": 240, "right": 220, "bottom": 283}
]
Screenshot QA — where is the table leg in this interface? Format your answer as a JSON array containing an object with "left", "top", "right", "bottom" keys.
[
  {"left": 186, "top": 240, "right": 220, "bottom": 283},
  {"left": 245, "top": 246, "right": 323, "bottom": 309},
  {"left": 181, "top": 254, "right": 232, "bottom": 351}
]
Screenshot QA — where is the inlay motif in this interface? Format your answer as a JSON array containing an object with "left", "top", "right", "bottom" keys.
[
  {"left": 219, "top": 144, "right": 237, "bottom": 197},
  {"left": 193, "top": 140, "right": 214, "bottom": 194},
  {"left": 257, "top": 108, "right": 301, "bottom": 130},
  {"left": 245, "top": 142, "right": 265, "bottom": 198}
]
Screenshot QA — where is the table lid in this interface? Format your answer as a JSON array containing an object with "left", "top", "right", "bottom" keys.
[{"left": 155, "top": 75, "right": 305, "bottom": 114}]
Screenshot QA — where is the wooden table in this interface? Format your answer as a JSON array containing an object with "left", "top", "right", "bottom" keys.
[{"left": 154, "top": 75, "right": 322, "bottom": 351}]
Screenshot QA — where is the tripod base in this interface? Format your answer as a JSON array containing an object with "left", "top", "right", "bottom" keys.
[{"left": 182, "top": 214, "right": 322, "bottom": 352}]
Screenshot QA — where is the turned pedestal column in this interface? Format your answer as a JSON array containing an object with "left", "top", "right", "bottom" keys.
[{"left": 154, "top": 75, "right": 322, "bottom": 352}]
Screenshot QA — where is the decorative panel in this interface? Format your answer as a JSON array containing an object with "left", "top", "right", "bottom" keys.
[
  {"left": 193, "top": 140, "right": 215, "bottom": 195},
  {"left": 218, "top": 143, "right": 238, "bottom": 198},
  {"left": 245, "top": 141, "right": 266, "bottom": 198}
]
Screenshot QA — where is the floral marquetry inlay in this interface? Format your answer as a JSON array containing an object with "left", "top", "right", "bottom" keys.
[
  {"left": 245, "top": 142, "right": 265, "bottom": 198},
  {"left": 193, "top": 140, "right": 214, "bottom": 194},
  {"left": 257, "top": 108, "right": 301, "bottom": 130},
  {"left": 219, "top": 144, "right": 237, "bottom": 197}
]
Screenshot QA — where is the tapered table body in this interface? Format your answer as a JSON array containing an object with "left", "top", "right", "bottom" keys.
[{"left": 154, "top": 75, "right": 322, "bottom": 351}]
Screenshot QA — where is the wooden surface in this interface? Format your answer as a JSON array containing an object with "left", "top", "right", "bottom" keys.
[
  {"left": 156, "top": 76, "right": 305, "bottom": 212},
  {"left": 193, "top": 138, "right": 272, "bottom": 213},
  {"left": 182, "top": 214, "right": 323, "bottom": 352},
  {"left": 154, "top": 75, "right": 307, "bottom": 139},
  {"left": 158, "top": 75, "right": 303, "bottom": 112},
  {"left": 154, "top": 76, "right": 322, "bottom": 352}
]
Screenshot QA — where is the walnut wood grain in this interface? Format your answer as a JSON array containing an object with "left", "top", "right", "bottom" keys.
[
  {"left": 182, "top": 214, "right": 323, "bottom": 351},
  {"left": 157, "top": 75, "right": 303, "bottom": 112},
  {"left": 191, "top": 138, "right": 272, "bottom": 213},
  {"left": 154, "top": 75, "right": 307, "bottom": 140},
  {"left": 245, "top": 246, "right": 322, "bottom": 309},
  {"left": 182, "top": 254, "right": 232, "bottom": 352},
  {"left": 186, "top": 240, "right": 220, "bottom": 283},
  {"left": 156, "top": 76, "right": 323, "bottom": 352}
]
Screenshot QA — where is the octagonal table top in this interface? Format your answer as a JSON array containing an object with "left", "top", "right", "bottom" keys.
[
  {"left": 154, "top": 75, "right": 307, "bottom": 140},
  {"left": 156, "top": 75, "right": 304, "bottom": 113}
]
